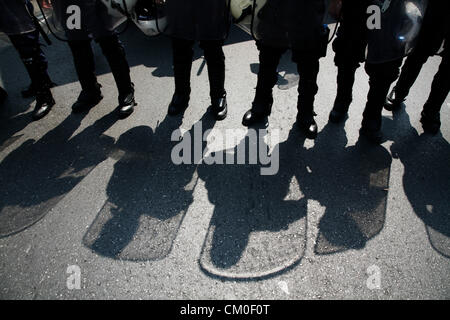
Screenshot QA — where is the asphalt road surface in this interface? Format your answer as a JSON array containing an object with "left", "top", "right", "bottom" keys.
[{"left": 0, "top": 25, "right": 449, "bottom": 299}]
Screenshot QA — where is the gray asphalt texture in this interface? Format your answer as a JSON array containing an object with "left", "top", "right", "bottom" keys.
[{"left": 0, "top": 25, "right": 449, "bottom": 300}]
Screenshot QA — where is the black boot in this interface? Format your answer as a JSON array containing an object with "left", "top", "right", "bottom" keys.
[
  {"left": 297, "top": 112, "right": 318, "bottom": 139},
  {"left": 72, "top": 83, "right": 103, "bottom": 113},
  {"left": 242, "top": 99, "right": 272, "bottom": 127},
  {"left": 117, "top": 83, "right": 136, "bottom": 118},
  {"left": 420, "top": 108, "right": 441, "bottom": 135},
  {"left": 211, "top": 92, "right": 227, "bottom": 121},
  {"left": 32, "top": 88, "right": 55, "bottom": 120},
  {"left": 168, "top": 92, "right": 190, "bottom": 116},
  {"left": 360, "top": 117, "right": 382, "bottom": 143},
  {"left": 329, "top": 100, "right": 351, "bottom": 123},
  {"left": 384, "top": 86, "right": 405, "bottom": 112},
  {"left": 0, "top": 86, "right": 7, "bottom": 104}
]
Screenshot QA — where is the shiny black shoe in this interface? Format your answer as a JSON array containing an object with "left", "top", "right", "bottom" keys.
[
  {"left": 32, "top": 89, "right": 55, "bottom": 120},
  {"left": 168, "top": 93, "right": 190, "bottom": 116},
  {"left": 72, "top": 84, "right": 103, "bottom": 113},
  {"left": 242, "top": 109, "right": 268, "bottom": 127},
  {"left": 420, "top": 110, "right": 440, "bottom": 135},
  {"left": 384, "top": 87, "right": 405, "bottom": 112},
  {"left": 117, "top": 91, "right": 137, "bottom": 118},
  {"left": 242, "top": 99, "right": 272, "bottom": 127},
  {"left": 0, "top": 86, "right": 7, "bottom": 104},
  {"left": 210, "top": 93, "right": 227, "bottom": 121},
  {"left": 297, "top": 113, "right": 318, "bottom": 140},
  {"left": 329, "top": 100, "right": 350, "bottom": 123},
  {"left": 360, "top": 119, "right": 382, "bottom": 144}
]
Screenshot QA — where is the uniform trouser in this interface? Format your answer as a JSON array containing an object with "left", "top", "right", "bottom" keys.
[
  {"left": 332, "top": 0, "right": 368, "bottom": 106},
  {"left": 396, "top": 47, "right": 450, "bottom": 115},
  {"left": 171, "top": 38, "right": 226, "bottom": 100},
  {"left": 8, "top": 30, "right": 52, "bottom": 90},
  {"left": 424, "top": 48, "right": 450, "bottom": 114},
  {"left": 363, "top": 59, "right": 403, "bottom": 128},
  {"left": 394, "top": 47, "right": 435, "bottom": 100},
  {"left": 67, "top": 34, "right": 133, "bottom": 100},
  {"left": 252, "top": 42, "right": 320, "bottom": 117}
]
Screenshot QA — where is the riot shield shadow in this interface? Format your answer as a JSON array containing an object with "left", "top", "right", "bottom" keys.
[
  {"left": 0, "top": 112, "right": 117, "bottom": 238},
  {"left": 198, "top": 124, "right": 308, "bottom": 281},
  {"left": 387, "top": 110, "right": 450, "bottom": 258},
  {"left": 83, "top": 113, "right": 217, "bottom": 261},
  {"left": 312, "top": 123, "right": 392, "bottom": 255}
]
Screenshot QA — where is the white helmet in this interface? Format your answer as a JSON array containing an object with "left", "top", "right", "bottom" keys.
[
  {"left": 100, "top": 0, "right": 167, "bottom": 36},
  {"left": 133, "top": 0, "right": 167, "bottom": 36},
  {"left": 230, "top": 0, "right": 253, "bottom": 22}
]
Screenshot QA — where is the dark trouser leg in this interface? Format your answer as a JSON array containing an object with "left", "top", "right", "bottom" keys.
[
  {"left": 329, "top": 53, "right": 361, "bottom": 122},
  {"left": 168, "top": 38, "right": 194, "bottom": 115},
  {"left": 9, "top": 30, "right": 53, "bottom": 95},
  {"left": 68, "top": 39, "right": 99, "bottom": 91},
  {"left": 362, "top": 59, "right": 402, "bottom": 141},
  {"left": 330, "top": 3, "right": 367, "bottom": 121},
  {"left": 293, "top": 52, "right": 321, "bottom": 139},
  {"left": 97, "top": 34, "right": 133, "bottom": 101},
  {"left": 242, "top": 42, "right": 285, "bottom": 126},
  {"left": 9, "top": 30, "right": 55, "bottom": 119},
  {"left": 421, "top": 49, "right": 450, "bottom": 133},
  {"left": 200, "top": 40, "right": 227, "bottom": 120},
  {"left": 424, "top": 49, "right": 450, "bottom": 114},
  {"left": 172, "top": 38, "right": 194, "bottom": 96},
  {"left": 335, "top": 62, "right": 359, "bottom": 106},
  {"left": 68, "top": 39, "right": 103, "bottom": 112},
  {"left": 200, "top": 40, "right": 226, "bottom": 100},
  {"left": 252, "top": 42, "right": 286, "bottom": 115},
  {"left": 294, "top": 53, "right": 320, "bottom": 118},
  {"left": 394, "top": 50, "right": 429, "bottom": 99}
]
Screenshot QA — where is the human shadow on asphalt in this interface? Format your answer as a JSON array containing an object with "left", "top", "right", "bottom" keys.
[
  {"left": 0, "top": 112, "right": 117, "bottom": 237},
  {"left": 198, "top": 120, "right": 391, "bottom": 281},
  {"left": 83, "top": 112, "right": 216, "bottom": 261},
  {"left": 386, "top": 110, "right": 450, "bottom": 258}
]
